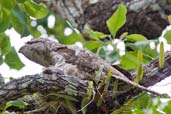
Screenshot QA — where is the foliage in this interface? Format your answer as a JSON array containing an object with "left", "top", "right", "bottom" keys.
[
  {"left": 81, "top": 81, "right": 94, "bottom": 114},
  {"left": 36, "top": 15, "right": 84, "bottom": 44},
  {"left": 1, "top": 100, "right": 27, "bottom": 114},
  {"left": 0, "top": 0, "right": 48, "bottom": 70},
  {"left": 164, "top": 30, "right": 171, "bottom": 44},
  {"left": 112, "top": 93, "right": 171, "bottom": 114},
  {"left": 107, "top": 4, "right": 127, "bottom": 38},
  {"left": 159, "top": 42, "right": 165, "bottom": 68},
  {"left": 0, "top": 1, "right": 171, "bottom": 114},
  {"left": 134, "top": 48, "right": 143, "bottom": 83},
  {"left": 168, "top": 15, "right": 171, "bottom": 24},
  {"left": 5, "top": 47, "right": 24, "bottom": 70},
  {"left": 0, "top": 0, "right": 84, "bottom": 70}
]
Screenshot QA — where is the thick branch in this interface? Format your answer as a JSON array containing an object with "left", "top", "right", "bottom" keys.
[{"left": 0, "top": 72, "right": 88, "bottom": 104}]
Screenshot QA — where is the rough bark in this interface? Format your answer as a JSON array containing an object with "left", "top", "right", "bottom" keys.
[
  {"left": 0, "top": 73, "right": 88, "bottom": 104},
  {"left": 36, "top": 0, "right": 171, "bottom": 39},
  {"left": 1, "top": 38, "right": 171, "bottom": 113}
]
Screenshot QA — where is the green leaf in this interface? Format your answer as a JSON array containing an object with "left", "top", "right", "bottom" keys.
[
  {"left": 65, "top": 100, "right": 77, "bottom": 114},
  {"left": 41, "top": 15, "right": 84, "bottom": 44},
  {"left": 168, "top": 15, "right": 171, "bottom": 24},
  {"left": 81, "top": 81, "right": 93, "bottom": 114},
  {"left": 112, "top": 79, "right": 119, "bottom": 98},
  {"left": 131, "top": 93, "right": 153, "bottom": 109},
  {"left": 119, "top": 32, "right": 128, "bottom": 40},
  {"left": 105, "top": 51, "right": 120, "bottom": 63},
  {"left": 5, "top": 100, "right": 28, "bottom": 110},
  {"left": 0, "top": 9, "right": 10, "bottom": 32},
  {"left": 84, "top": 41, "right": 102, "bottom": 51},
  {"left": 104, "top": 70, "right": 113, "bottom": 92},
  {"left": 132, "top": 109, "right": 145, "bottom": 114},
  {"left": 137, "top": 49, "right": 143, "bottom": 64},
  {"left": 106, "top": 4, "right": 127, "bottom": 37},
  {"left": 87, "top": 29, "right": 108, "bottom": 40},
  {"left": 24, "top": 0, "right": 48, "bottom": 19},
  {"left": 135, "top": 49, "right": 144, "bottom": 83},
  {"left": 126, "top": 34, "right": 147, "bottom": 42},
  {"left": 81, "top": 98, "right": 89, "bottom": 114},
  {"left": 143, "top": 44, "right": 158, "bottom": 60},
  {"left": 134, "top": 41, "right": 151, "bottom": 49},
  {"left": 96, "top": 92, "right": 104, "bottom": 107},
  {"left": 152, "top": 108, "right": 163, "bottom": 114},
  {"left": 97, "top": 47, "right": 106, "bottom": 59},
  {"left": 5, "top": 47, "right": 25, "bottom": 70},
  {"left": 87, "top": 81, "right": 93, "bottom": 100},
  {"left": 0, "top": 33, "right": 11, "bottom": 55},
  {"left": 159, "top": 42, "right": 164, "bottom": 68},
  {"left": 120, "top": 52, "right": 138, "bottom": 69},
  {"left": 164, "top": 30, "right": 171, "bottom": 44},
  {"left": 11, "top": 8, "right": 25, "bottom": 35},
  {"left": 95, "top": 65, "right": 104, "bottom": 84},
  {"left": 1, "top": 0, "right": 16, "bottom": 10},
  {"left": 11, "top": 5, "right": 31, "bottom": 36},
  {"left": 30, "top": 27, "right": 41, "bottom": 38},
  {"left": 46, "top": 93, "right": 78, "bottom": 102},
  {"left": 163, "top": 101, "right": 171, "bottom": 114},
  {"left": 111, "top": 93, "right": 153, "bottom": 114},
  {"left": 58, "top": 32, "right": 85, "bottom": 45},
  {"left": 126, "top": 40, "right": 151, "bottom": 51}
]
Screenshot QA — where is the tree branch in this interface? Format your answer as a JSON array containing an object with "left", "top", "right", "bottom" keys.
[{"left": 0, "top": 72, "right": 88, "bottom": 104}]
